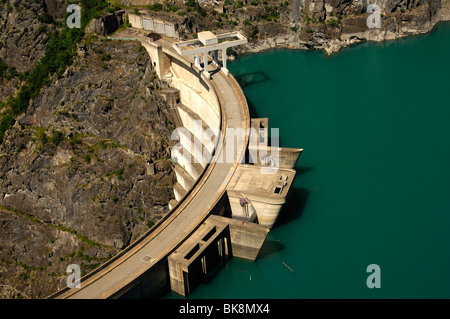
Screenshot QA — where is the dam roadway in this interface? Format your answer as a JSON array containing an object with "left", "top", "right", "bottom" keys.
[{"left": 51, "top": 36, "right": 250, "bottom": 299}]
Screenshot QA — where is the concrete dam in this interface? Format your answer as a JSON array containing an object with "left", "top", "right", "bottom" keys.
[{"left": 49, "top": 26, "right": 303, "bottom": 298}]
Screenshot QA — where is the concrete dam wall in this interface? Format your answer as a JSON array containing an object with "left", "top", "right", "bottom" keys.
[
  {"left": 139, "top": 40, "right": 222, "bottom": 210},
  {"left": 116, "top": 43, "right": 226, "bottom": 298}
]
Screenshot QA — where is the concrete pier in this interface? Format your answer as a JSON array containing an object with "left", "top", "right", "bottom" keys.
[
  {"left": 168, "top": 214, "right": 269, "bottom": 296},
  {"left": 168, "top": 216, "right": 230, "bottom": 296}
]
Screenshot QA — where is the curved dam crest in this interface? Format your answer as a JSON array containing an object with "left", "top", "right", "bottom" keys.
[{"left": 49, "top": 27, "right": 302, "bottom": 298}]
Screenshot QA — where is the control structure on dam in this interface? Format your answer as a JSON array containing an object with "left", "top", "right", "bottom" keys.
[{"left": 49, "top": 24, "right": 303, "bottom": 298}]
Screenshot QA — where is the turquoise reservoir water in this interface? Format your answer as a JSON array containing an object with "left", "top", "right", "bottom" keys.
[{"left": 167, "top": 22, "right": 450, "bottom": 299}]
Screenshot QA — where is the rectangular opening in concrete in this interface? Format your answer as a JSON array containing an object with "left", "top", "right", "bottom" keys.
[
  {"left": 202, "top": 226, "right": 217, "bottom": 242},
  {"left": 274, "top": 186, "right": 283, "bottom": 194},
  {"left": 184, "top": 243, "right": 201, "bottom": 260}
]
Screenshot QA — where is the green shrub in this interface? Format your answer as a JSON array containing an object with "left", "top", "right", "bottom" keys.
[
  {"left": 327, "top": 18, "right": 339, "bottom": 27},
  {"left": 105, "top": 5, "right": 122, "bottom": 13},
  {"left": 165, "top": 3, "right": 179, "bottom": 12},
  {"left": 100, "top": 53, "right": 111, "bottom": 61},
  {"left": 83, "top": 154, "right": 91, "bottom": 164},
  {"left": 51, "top": 130, "right": 64, "bottom": 146},
  {"left": 185, "top": 0, "right": 206, "bottom": 17},
  {"left": 148, "top": 3, "right": 163, "bottom": 11},
  {"left": 105, "top": 167, "right": 124, "bottom": 180},
  {"left": 69, "top": 134, "right": 82, "bottom": 146},
  {"left": 36, "top": 130, "right": 47, "bottom": 145},
  {"left": 0, "top": 113, "right": 15, "bottom": 144},
  {"left": 0, "top": 58, "right": 8, "bottom": 81},
  {"left": 17, "top": 143, "right": 26, "bottom": 153},
  {"left": 37, "top": 13, "right": 54, "bottom": 24}
]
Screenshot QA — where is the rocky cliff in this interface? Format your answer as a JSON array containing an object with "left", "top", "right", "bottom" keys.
[
  {"left": 248, "top": 0, "right": 448, "bottom": 54},
  {"left": 0, "top": 1, "right": 176, "bottom": 298},
  {"left": 0, "top": 37, "right": 176, "bottom": 298},
  {"left": 86, "top": 10, "right": 126, "bottom": 36}
]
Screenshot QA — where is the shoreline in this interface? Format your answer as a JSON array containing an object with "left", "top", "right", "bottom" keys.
[
  {"left": 235, "top": 5, "right": 450, "bottom": 57},
  {"left": 234, "top": 20, "right": 449, "bottom": 58}
]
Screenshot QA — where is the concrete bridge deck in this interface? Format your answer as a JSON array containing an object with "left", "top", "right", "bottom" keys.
[{"left": 50, "top": 35, "right": 249, "bottom": 299}]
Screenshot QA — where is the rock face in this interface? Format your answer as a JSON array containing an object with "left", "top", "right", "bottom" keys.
[
  {"left": 0, "top": 39, "right": 176, "bottom": 298},
  {"left": 0, "top": 0, "right": 57, "bottom": 73},
  {"left": 86, "top": 11, "right": 126, "bottom": 36},
  {"left": 241, "top": 0, "right": 447, "bottom": 54},
  {"left": 44, "top": 0, "right": 68, "bottom": 19}
]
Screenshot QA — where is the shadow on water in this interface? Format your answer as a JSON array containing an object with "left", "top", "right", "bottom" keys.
[
  {"left": 273, "top": 186, "right": 310, "bottom": 229},
  {"left": 232, "top": 165, "right": 312, "bottom": 259},
  {"left": 246, "top": 99, "right": 259, "bottom": 118},
  {"left": 234, "top": 71, "right": 270, "bottom": 89},
  {"left": 295, "top": 166, "right": 314, "bottom": 176},
  {"left": 258, "top": 238, "right": 286, "bottom": 258},
  {"left": 231, "top": 71, "right": 271, "bottom": 119},
  {"left": 257, "top": 185, "right": 310, "bottom": 258}
]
